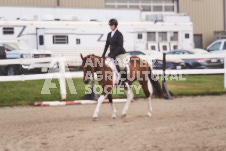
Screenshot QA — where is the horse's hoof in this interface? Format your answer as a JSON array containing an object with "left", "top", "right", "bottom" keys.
[
  {"left": 121, "top": 114, "right": 126, "bottom": 118},
  {"left": 92, "top": 117, "right": 98, "bottom": 121},
  {"left": 147, "top": 112, "right": 152, "bottom": 117},
  {"left": 112, "top": 113, "right": 116, "bottom": 119}
]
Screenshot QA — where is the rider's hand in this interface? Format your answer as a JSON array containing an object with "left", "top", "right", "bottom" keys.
[{"left": 108, "top": 53, "right": 113, "bottom": 58}]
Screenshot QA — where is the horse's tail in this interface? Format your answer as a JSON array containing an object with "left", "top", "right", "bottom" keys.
[{"left": 148, "top": 66, "right": 163, "bottom": 98}]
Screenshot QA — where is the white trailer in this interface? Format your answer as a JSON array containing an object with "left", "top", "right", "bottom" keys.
[
  {"left": 0, "top": 19, "right": 193, "bottom": 66},
  {"left": 0, "top": 6, "right": 141, "bottom": 22}
]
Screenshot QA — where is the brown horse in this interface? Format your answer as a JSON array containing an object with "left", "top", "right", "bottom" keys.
[{"left": 80, "top": 54, "right": 163, "bottom": 120}]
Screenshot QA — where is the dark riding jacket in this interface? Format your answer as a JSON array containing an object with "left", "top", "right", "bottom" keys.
[{"left": 102, "top": 30, "right": 126, "bottom": 58}]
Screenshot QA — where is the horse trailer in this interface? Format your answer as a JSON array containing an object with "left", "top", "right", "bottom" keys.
[{"left": 0, "top": 15, "right": 194, "bottom": 66}]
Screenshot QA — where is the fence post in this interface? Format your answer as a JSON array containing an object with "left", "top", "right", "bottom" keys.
[
  {"left": 58, "top": 57, "right": 67, "bottom": 100},
  {"left": 224, "top": 56, "right": 226, "bottom": 89},
  {"left": 162, "top": 53, "right": 172, "bottom": 100}
]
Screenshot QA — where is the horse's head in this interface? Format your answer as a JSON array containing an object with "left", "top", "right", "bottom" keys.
[{"left": 80, "top": 54, "right": 94, "bottom": 84}]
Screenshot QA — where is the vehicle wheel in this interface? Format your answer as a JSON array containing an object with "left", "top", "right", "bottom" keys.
[
  {"left": 7, "top": 65, "right": 22, "bottom": 76},
  {"left": 185, "top": 64, "right": 192, "bottom": 69}
]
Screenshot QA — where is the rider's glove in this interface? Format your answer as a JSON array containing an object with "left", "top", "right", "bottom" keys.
[{"left": 108, "top": 53, "right": 113, "bottom": 58}]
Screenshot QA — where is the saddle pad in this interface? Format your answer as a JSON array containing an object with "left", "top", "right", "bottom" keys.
[{"left": 105, "top": 58, "right": 120, "bottom": 86}]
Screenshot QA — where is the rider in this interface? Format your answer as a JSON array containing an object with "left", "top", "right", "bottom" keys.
[{"left": 102, "top": 18, "right": 129, "bottom": 89}]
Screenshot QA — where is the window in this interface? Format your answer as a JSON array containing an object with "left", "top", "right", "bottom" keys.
[
  {"left": 147, "top": 32, "right": 156, "bottom": 41},
  {"left": 105, "top": 0, "right": 178, "bottom": 13},
  {"left": 208, "top": 42, "right": 221, "bottom": 52},
  {"left": 151, "top": 46, "right": 156, "bottom": 50},
  {"left": 76, "top": 39, "right": 81, "bottom": 44},
  {"left": 170, "top": 32, "right": 178, "bottom": 41},
  {"left": 129, "top": 5, "right": 140, "bottom": 9},
  {"left": 117, "top": 0, "right": 128, "bottom": 3},
  {"left": 39, "top": 35, "right": 44, "bottom": 45},
  {"left": 162, "top": 45, "right": 167, "bottom": 51},
  {"left": 133, "top": 51, "right": 145, "bottom": 55},
  {"left": 174, "top": 51, "right": 185, "bottom": 54},
  {"left": 165, "top": 6, "right": 174, "bottom": 12},
  {"left": 158, "top": 32, "right": 167, "bottom": 41},
  {"left": 141, "top": 5, "right": 151, "bottom": 11},
  {"left": 3, "top": 27, "right": 14, "bottom": 35},
  {"left": 167, "top": 51, "right": 174, "bottom": 54},
  {"left": 223, "top": 42, "right": 226, "bottom": 50},
  {"left": 117, "top": 5, "right": 128, "bottom": 8},
  {"left": 185, "top": 33, "right": 190, "bottom": 39},
  {"left": 173, "top": 45, "right": 178, "bottom": 50},
  {"left": 138, "top": 33, "right": 143, "bottom": 39},
  {"left": 53, "top": 35, "right": 68, "bottom": 44},
  {"left": 153, "top": 6, "right": 163, "bottom": 12}
]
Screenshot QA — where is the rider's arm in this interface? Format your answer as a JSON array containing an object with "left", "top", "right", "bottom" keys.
[{"left": 102, "top": 33, "right": 110, "bottom": 58}]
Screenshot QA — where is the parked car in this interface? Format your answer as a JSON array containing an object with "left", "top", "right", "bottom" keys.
[
  {"left": 126, "top": 51, "right": 186, "bottom": 69},
  {"left": 206, "top": 39, "right": 226, "bottom": 54},
  {"left": 0, "top": 44, "right": 7, "bottom": 75},
  {"left": 166, "top": 49, "right": 223, "bottom": 69},
  {"left": 0, "top": 41, "right": 53, "bottom": 75},
  {"left": 0, "top": 44, "right": 6, "bottom": 59}
]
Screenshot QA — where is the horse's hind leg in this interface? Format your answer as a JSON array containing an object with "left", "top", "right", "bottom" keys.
[
  {"left": 122, "top": 85, "right": 134, "bottom": 117},
  {"left": 147, "top": 97, "right": 152, "bottom": 117},
  {"left": 139, "top": 80, "right": 153, "bottom": 117},
  {"left": 108, "top": 94, "right": 117, "bottom": 119}
]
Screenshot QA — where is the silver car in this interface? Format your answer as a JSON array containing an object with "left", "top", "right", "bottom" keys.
[{"left": 0, "top": 41, "right": 53, "bottom": 75}]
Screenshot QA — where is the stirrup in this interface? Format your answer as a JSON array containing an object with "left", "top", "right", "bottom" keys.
[{"left": 124, "top": 82, "right": 129, "bottom": 90}]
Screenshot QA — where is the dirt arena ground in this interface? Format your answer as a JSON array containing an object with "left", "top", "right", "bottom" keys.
[{"left": 0, "top": 95, "right": 226, "bottom": 151}]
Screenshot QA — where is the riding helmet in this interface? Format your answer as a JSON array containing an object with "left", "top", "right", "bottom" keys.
[{"left": 108, "top": 19, "right": 118, "bottom": 27}]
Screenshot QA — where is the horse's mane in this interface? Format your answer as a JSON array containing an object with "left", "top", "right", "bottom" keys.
[
  {"left": 88, "top": 54, "right": 102, "bottom": 58},
  {"left": 82, "top": 54, "right": 102, "bottom": 64},
  {"left": 82, "top": 54, "right": 106, "bottom": 68}
]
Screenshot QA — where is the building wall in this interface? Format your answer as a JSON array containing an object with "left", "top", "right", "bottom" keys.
[
  {"left": 0, "top": 0, "right": 105, "bottom": 8},
  {"left": 60, "top": 0, "right": 105, "bottom": 8},
  {"left": 179, "top": 0, "right": 224, "bottom": 48},
  {"left": 0, "top": 0, "right": 57, "bottom": 7}
]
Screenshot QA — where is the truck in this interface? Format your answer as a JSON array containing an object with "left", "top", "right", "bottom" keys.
[
  {"left": 0, "top": 40, "right": 53, "bottom": 75},
  {"left": 206, "top": 39, "right": 226, "bottom": 54}
]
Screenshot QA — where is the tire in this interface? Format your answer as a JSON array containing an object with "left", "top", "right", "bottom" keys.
[
  {"left": 185, "top": 64, "right": 192, "bottom": 69},
  {"left": 6, "top": 65, "right": 22, "bottom": 76}
]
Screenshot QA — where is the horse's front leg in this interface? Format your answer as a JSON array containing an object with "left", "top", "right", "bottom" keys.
[
  {"left": 122, "top": 86, "right": 134, "bottom": 117},
  {"left": 108, "top": 94, "right": 117, "bottom": 119},
  {"left": 93, "top": 94, "right": 106, "bottom": 120},
  {"left": 147, "top": 96, "right": 152, "bottom": 117}
]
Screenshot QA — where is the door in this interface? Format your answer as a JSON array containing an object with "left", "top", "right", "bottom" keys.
[
  {"left": 36, "top": 28, "right": 45, "bottom": 50},
  {"left": 194, "top": 34, "right": 203, "bottom": 49},
  {"left": 134, "top": 29, "right": 146, "bottom": 50},
  {"left": 182, "top": 31, "right": 193, "bottom": 49}
]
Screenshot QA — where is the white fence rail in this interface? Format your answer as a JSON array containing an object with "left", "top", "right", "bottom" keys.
[{"left": 0, "top": 53, "right": 226, "bottom": 100}]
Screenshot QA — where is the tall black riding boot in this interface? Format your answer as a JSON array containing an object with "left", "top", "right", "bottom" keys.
[
  {"left": 116, "top": 64, "right": 122, "bottom": 85},
  {"left": 121, "top": 68, "right": 129, "bottom": 90}
]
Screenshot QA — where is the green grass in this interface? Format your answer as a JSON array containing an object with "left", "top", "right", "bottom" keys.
[
  {"left": 166, "top": 75, "right": 225, "bottom": 96},
  {"left": 0, "top": 74, "right": 225, "bottom": 106}
]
